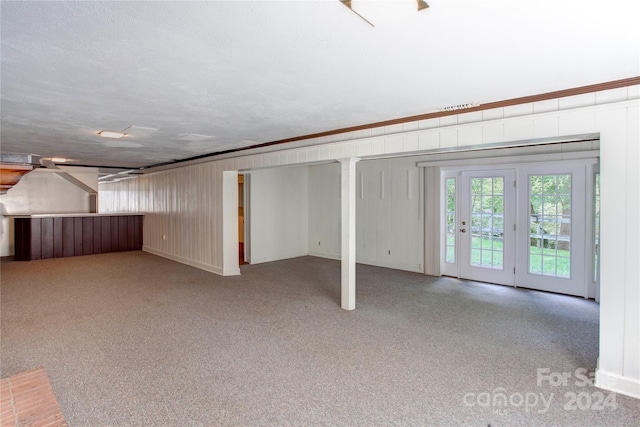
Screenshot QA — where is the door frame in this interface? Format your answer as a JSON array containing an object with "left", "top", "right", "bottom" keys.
[
  {"left": 439, "top": 157, "right": 599, "bottom": 297},
  {"left": 241, "top": 172, "right": 251, "bottom": 264},
  {"left": 514, "top": 162, "right": 594, "bottom": 297}
]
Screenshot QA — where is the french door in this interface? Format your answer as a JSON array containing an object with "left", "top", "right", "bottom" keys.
[
  {"left": 441, "top": 161, "right": 595, "bottom": 297},
  {"left": 457, "top": 170, "right": 516, "bottom": 286},
  {"left": 514, "top": 164, "right": 587, "bottom": 296}
]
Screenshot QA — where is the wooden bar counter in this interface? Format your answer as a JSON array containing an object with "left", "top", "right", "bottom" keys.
[{"left": 11, "top": 213, "right": 143, "bottom": 261}]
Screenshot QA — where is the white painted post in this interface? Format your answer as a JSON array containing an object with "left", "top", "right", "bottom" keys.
[{"left": 339, "top": 158, "right": 360, "bottom": 310}]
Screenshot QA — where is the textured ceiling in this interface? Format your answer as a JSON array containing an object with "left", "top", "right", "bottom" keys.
[{"left": 1, "top": 0, "right": 639, "bottom": 172}]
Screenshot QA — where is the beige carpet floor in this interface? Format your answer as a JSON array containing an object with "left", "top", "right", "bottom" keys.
[{"left": 1, "top": 251, "right": 638, "bottom": 426}]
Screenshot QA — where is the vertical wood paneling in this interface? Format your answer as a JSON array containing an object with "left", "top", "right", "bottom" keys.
[
  {"left": 110, "top": 216, "right": 119, "bottom": 253},
  {"left": 100, "top": 162, "right": 225, "bottom": 271},
  {"left": 53, "top": 217, "right": 63, "bottom": 258},
  {"left": 13, "top": 215, "right": 142, "bottom": 261},
  {"left": 41, "top": 218, "right": 54, "bottom": 259},
  {"left": 118, "top": 216, "right": 128, "bottom": 252},
  {"left": 30, "top": 219, "right": 42, "bottom": 260},
  {"left": 358, "top": 158, "right": 423, "bottom": 272},
  {"left": 308, "top": 158, "right": 424, "bottom": 272},
  {"left": 82, "top": 217, "right": 93, "bottom": 255},
  {"left": 133, "top": 215, "right": 141, "bottom": 250},
  {"left": 308, "top": 163, "right": 340, "bottom": 258},
  {"left": 93, "top": 217, "right": 102, "bottom": 254},
  {"left": 13, "top": 219, "right": 23, "bottom": 260},
  {"left": 62, "top": 217, "right": 74, "bottom": 257},
  {"left": 101, "top": 216, "right": 111, "bottom": 253},
  {"left": 126, "top": 216, "right": 135, "bottom": 251},
  {"left": 622, "top": 105, "right": 640, "bottom": 381},
  {"left": 73, "top": 218, "right": 83, "bottom": 256}
]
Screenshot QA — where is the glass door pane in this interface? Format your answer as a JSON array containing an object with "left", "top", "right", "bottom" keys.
[
  {"left": 528, "top": 174, "right": 571, "bottom": 278},
  {"left": 470, "top": 177, "right": 504, "bottom": 270},
  {"left": 516, "top": 162, "right": 590, "bottom": 297},
  {"left": 445, "top": 177, "right": 456, "bottom": 264}
]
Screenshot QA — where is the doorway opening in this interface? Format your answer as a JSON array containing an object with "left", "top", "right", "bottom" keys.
[{"left": 238, "top": 174, "right": 246, "bottom": 265}]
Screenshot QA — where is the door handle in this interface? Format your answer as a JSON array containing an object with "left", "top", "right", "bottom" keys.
[{"left": 460, "top": 228, "right": 466, "bottom": 233}]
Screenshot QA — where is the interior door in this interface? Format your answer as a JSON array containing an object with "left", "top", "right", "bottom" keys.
[{"left": 458, "top": 170, "right": 516, "bottom": 286}]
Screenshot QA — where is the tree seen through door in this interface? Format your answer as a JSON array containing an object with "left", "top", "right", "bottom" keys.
[{"left": 529, "top": 174, "right": 571, "bottom": 278}]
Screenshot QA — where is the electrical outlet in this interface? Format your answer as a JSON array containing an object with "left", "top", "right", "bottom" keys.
[{"left": 162, "top": 234, "right": 166, "bottom": 240}]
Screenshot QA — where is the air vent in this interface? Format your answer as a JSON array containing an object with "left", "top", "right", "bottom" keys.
[{"left": 437, "top": 102, "right": 480, "bottom": 112}]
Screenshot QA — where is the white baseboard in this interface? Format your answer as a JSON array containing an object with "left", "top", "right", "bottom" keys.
[
  {"left": 308, "top": 251, "right": 341, "bottom": 261},
  {"left": 249, "top": 250, "right": 308, "bottom": 265},
  {"left": 595, "top": 369, "right": 640, "bottom": 400},
  {"left": 142, "top": 246, "right": 229, "bottom": 276},
  {"left": 356, "top": 257, "right": 423, "bottom": 274},
  {"left": 308, "top": 252, "right": 423, "bottom": 274}
]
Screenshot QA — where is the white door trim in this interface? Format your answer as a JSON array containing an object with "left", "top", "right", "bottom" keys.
[{"left": 439, "top": 158, "right": 598, "bottom": 297}]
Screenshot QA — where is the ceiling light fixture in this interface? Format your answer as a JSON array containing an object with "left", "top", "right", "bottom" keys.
[
  {"left": 98, "top": 130, "right": 126, "bottom": 139},
  {"left": 50, "top": 157, "right": 68, "bottom": 163},
  {"left": 341, "top": 0, "right": 429, "bottom": 27}
]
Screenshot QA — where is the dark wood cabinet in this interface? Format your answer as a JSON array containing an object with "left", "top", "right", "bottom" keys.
[{"left": 14, "top": 215, "right": 143, "bottom": 261}]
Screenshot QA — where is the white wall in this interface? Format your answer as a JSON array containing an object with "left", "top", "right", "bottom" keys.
[
  {"left": 356, "top": 158, "right": 423, "bottom": 272},
  {"left": 596, "top": 103, "right": 640, "bottom": 399},
  {"left": 247, "top": 166, "right": 309, "bottom": 264},
  {"left": 0, "top": 167, "right": 98, "bottom": 256},
  {"left": 308, "top": 163, "right": 341, "bottom": 259},
  {"left": 100, "top": 86, "right": 639, "bottom": 399},
  {"left": 308, "top": 159, "right": 424, "bottom": 272}
]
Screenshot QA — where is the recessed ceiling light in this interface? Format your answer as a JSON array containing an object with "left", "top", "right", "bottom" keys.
[
  {"left": 98, "top": 130, "right": 126, "bottom": 139},
  {"left": 50, "top": 157, "right": 68, "bottom": 163}
]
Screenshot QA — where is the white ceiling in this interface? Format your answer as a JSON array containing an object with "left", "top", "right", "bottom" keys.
[{"left": 1, "top": 0, "right": 638, "bottom": 171}]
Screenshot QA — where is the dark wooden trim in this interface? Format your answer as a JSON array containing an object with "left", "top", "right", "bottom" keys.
[{"left": 254, "top": 77, "right": 640, "bottom": 148}]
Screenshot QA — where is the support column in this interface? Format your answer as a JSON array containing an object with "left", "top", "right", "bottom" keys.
[{"left": 339, "top": 158, "right": 360, "bottom": 310}]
